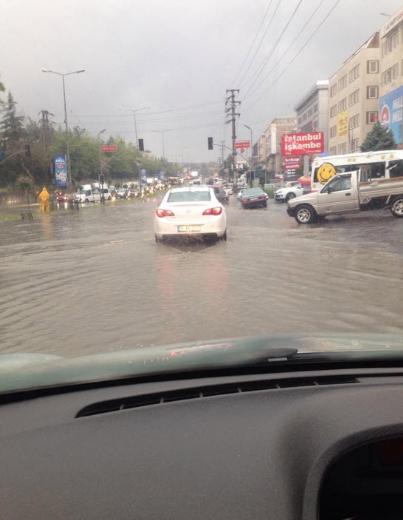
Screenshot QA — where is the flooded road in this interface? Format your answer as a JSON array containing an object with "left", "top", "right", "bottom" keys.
[{"left": 1, "top": 198, "right": 403, "bottom": 356}]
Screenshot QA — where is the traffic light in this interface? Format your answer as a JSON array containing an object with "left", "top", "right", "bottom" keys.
[
  {"left": 138, "top": 139, "right": 144, "bottom": 152},
  {"left": 24, "top": 144, "right": 31, "bottom": 158},
  {"left": 208, "top": 137, "right": 213, "bottom": 150}
]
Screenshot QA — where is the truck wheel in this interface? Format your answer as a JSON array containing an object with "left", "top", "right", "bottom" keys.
[
  {"left": 295, "top": 204, "right": 316, "bottom": 224},
  {"left": 391, "top": 197, "right": 403, "bottom": 217},
  {"left": 286, "top": 193, "right": 296, "bottom": 202}
]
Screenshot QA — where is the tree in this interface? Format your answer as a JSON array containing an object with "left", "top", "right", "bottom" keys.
[
  {"left": 361, "top": 122, "right": 396, "bottom": 152},
  {"left": 0, "top": 92, "right": 24, "bottom": 146}
]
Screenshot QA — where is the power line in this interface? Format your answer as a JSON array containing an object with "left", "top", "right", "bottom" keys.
[
  {"left": 232, "top": 0, "right": 275, "bottom": 86},
  {"left": 244, "top": 0, "right": 342, "bottom": 111},
  {"left": 242, "top": 0, "right": 305, "bottom": 98},
  {"left": 238, "top": 0, "right": 281, "bottom": 90},
  {"left": 243, "top": 0, "right": 327, "bottom": 102}
]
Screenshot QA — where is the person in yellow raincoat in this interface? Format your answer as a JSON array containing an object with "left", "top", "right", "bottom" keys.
[{"left": 38, "top": 187, "right": 50, "bottom": 213}]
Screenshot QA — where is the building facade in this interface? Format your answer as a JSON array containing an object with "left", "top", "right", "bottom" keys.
[
  {"left": 379, "top": 8, "right": 403, "bottom": 147},
  {"left": 263, "top": 117, "right": 297, "bottom": 176},
  {"left": 328, "top": 32, "right": 380, "bottom": 155},
  {"left": 295, "top": 80, "right": 329, "bottom": 151}
]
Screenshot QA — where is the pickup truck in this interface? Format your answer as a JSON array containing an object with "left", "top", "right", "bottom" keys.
[{"left": 287, "top": 170, "right": 403, "bottom": 224}]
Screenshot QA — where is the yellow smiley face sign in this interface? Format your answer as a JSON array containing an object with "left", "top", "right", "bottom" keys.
[{"left": 317, "top": 162, "right": 336, "bottom": 184}]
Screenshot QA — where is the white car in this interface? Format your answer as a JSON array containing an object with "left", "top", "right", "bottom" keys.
[
  {"left": 154, "top": 186, "right": 227, "bottom": 242},
  {"left": 274, "top": 182, "right": 304, "bottom": 203},
  {"left": 74, "top": 189, "right": 101, "bottom": 203}
]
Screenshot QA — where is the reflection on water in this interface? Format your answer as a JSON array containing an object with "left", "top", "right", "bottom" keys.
[{"left": 1, "top": 200, "right": 403, "bottom": 356}]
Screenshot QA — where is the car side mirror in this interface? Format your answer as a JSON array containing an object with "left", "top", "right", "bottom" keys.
[{"left": 327, "top": 187, "right": 333, "bottom": 194}]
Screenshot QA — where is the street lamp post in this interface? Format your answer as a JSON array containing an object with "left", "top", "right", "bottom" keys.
[
  {"left": 152, "top": 129, "right": 171, "bottom": 160},
  {"left": 97, "top": 129, "right": 106, "bottom": 202},
  {"left": 244, "top": 124, "right": 253, "bottom": 163},
  {"left": 126, "top": 106, "right": 149, "bottom": 147},
  {"left": 42, "top": 68, "right": 85, "bottom": 187}
]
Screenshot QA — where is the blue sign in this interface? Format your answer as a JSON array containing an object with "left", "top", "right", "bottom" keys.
[
  {"left": 159, "top": 170, "right": 165, "bottom": 180},
  {"left": 140, "top": 168, "right": 147, "bottom": 181},
  {"left": 379, "top": 85, "right": 403, "bottom": 145},
  {"left": 53, "top": 155, "right": 68, "bottom": 187}
]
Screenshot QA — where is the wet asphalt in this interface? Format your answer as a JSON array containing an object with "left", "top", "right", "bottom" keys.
[{"left": 1, "top": 196, "right": 403, "bottom": 356}]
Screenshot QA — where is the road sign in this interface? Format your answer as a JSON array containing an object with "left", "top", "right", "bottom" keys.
[
  {"left": 281, "top": 132, "right": 324, "bottom": 156},
  {"left": 101, "top": 144, "right": 118, "bottom": 153},
  {"left": 235, "top": 140, "right": 250, "bottom": 151}
]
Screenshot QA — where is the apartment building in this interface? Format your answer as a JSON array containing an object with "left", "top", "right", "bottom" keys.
[
  {"left": 295, "top": 80, "right": 329, "bottom": 151},
  {"left": 328, "top": 32, "right": 380, "bottom": 155},
  {"left": 379, "top": 8, "right": 403, "bottom": 146}
]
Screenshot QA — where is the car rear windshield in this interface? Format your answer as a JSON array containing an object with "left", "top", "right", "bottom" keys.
[
  {"left": 168, "top": 190, "right": 211, "bottom": 202},
  {"left": 244, "top": 188, "right": 263, "bottom": 196}
]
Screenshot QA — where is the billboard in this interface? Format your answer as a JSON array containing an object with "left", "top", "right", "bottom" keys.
[
  {"left": 101, "top": 144, "right": 118, "bottom": 153},
  {"left": 379, "top": 85, "right": 403, "bottom": 145},
  {"left": 337, "top": 111, "right": 348, "bottom": 136},
  {"left": 235, "top": 140, "right": 250, "bottom": 153},
  {"left": 53, "top": 155, "right": 67, "bottom": 188},
  {"left": 281, "top": 132, "right": 324, "bottom": 156}
]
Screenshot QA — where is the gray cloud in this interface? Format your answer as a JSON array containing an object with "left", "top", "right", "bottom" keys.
[{"left": 1, "top": 0, "right": 402, "bottom": 161}]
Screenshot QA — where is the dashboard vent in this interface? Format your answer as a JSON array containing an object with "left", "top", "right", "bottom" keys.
[{"left": 76, "top": 375, "right": 358, "bottom": 418}]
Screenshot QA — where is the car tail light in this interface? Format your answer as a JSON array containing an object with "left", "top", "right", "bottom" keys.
[
  {"left": 156, "top": 208, "right": 175, "bottom": 217},
  {"left": 202, "top": 207, "right": 222, "bottom": 215}
]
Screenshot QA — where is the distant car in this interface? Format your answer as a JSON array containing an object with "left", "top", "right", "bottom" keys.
[
  {"left": 74, "top": 189, "right": 101, "bottom": 203},
  {"left": 274, "top": 182, "right": 304, "bottom": 203},
  {"left": 213, "top": 186, "right": 229, "bottom": 205},
  {"left": 240, "top": 187, "right": 268, "bottom": 209},
  {"left": 116, "top": 188, "right": 127, "bottom": 199},
  {"left": 100, "top": 188, "right": 112, "bottom": 201},
  {"left": 154, "top": 186, "right": 227, "bottom": 242}
]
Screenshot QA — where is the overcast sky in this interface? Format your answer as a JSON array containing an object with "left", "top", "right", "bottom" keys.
[{"left": 1, "top": 0, "right": 402, "bottom": 162}]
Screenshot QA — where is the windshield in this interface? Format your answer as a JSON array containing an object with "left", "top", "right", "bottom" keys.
[
  {"left": 168, "top": 190, "right": 211, "bottom": 202},
  {"left": 1, "top": 0, "right": 403, "bottom": 393}
]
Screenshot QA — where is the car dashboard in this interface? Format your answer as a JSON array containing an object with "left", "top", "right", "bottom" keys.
[{"left": 2, "top": 366, "right": 403, "bottom": 519}]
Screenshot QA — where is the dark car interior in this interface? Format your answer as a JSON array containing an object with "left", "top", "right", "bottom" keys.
[{"left": 2, "top": 363, "right": 403, "bottom": 519}]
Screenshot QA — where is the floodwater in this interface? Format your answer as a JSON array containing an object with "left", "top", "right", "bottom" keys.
[{"left": 1, "top": 198, "right": 403, "bottom": 356}]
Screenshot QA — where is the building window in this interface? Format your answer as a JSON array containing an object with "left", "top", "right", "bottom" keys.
[
  {"left": 349, "top": 114, "right": 360, "bottom": 129},
  {"left": 338, "top": 142, "right": 347, "bottom": 154},
  {"left": 330, "top": 125, "right": 337, "bottom": 138},
  {"left": 338, "top": 74, "right": 347, "bottom": 90},
  {"left": 337, "top": 97, "right": 347, "bottom": 112},
  {"left": 349, "top": 89, "right": 359, "bottom": 107},
  {"left": 366, "top": 85, "right": 379, "bottom": 99},
  {"left": 349, "top": 64, "right": 360, "bottom": 83},
  {"left": 383, "top": 29, "right": 399, "bottom": 56},
  {"left": 367, "top": 60, "right": 379, "bottom": 73},
  {"left": 351, "top": 138, "right": 360, "bottom": 152},
  {"left": 366, "top": 111, "right": 378, "bottom": 124},
  {"left": 330, "top": 83, "right": 337, "bottom": 97},
  {"left": 330, "top": 104, "right": 337, "bottom": 117},
  {"left": 382, "top": 63, "right": 400, "bottom": 85}
]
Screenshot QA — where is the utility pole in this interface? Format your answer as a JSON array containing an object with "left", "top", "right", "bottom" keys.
[{"left": 225, "top": 89, "right": 240, "bottom": 185}]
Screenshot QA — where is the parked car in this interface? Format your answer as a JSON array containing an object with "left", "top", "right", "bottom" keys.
[
  {"left": 74, "top": 189, "right": 101, "bottom": 203},
  {"left": 154, "top": 186, "right": 227, "bottom": 242},
  {"left": 240, "top": 187, "right": 268, "bottom": 209},
  {"left": 213, "top": 186, "right": 229, "bottom": 205},
  {"left": 274, "top": 182, "right": 304, "bottom": 203},
  {"left": 287, "top": 169, "right": 403, "bottom": 224}
]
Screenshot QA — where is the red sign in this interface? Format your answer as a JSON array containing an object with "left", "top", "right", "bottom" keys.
[
  {"left": 101, "top": 144, "right": 118, "bottom": 153},
  {"left": 283, "top": 157, "right": 301, "bottom": 168},
  {"left": 235, "top": 140, "right": 250, "bottom": 150},
  {"left": 281, "top": 132, "right": 324, "bottom": 156}
]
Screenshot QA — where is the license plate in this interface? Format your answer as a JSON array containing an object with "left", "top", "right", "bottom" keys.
[{"left": 177, "top": 225, "right": 201, "bottom": 232}]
